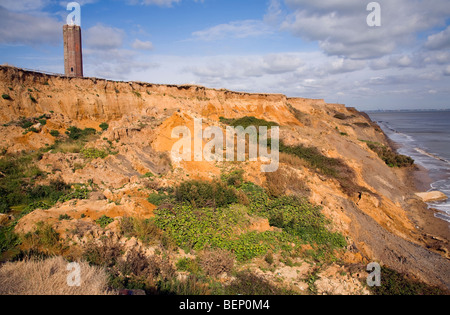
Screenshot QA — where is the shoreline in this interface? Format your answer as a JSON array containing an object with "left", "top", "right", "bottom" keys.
[{"left": 376, "top": 121, "right": 450, "bottom": 261}]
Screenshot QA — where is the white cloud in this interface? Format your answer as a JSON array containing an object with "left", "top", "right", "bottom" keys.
[
  {"left": 444, "top": 65, "right": 450, "bottom": 76},
  {"left": 0, "top": 6, "right": 62, "bottom": 45},
  {"left": 132, "top": 39, "right": 154, "bottom": 51},
  {"left": 127, "top": 0, "right": 182, "bottom": 7},
  {"left": 191, "top": 20, "right": 273, "bottom": 41},
  {"left": 0, "top": 0, "right": 50, "bottom": 12},
  {"left": 84, "top": 24, "right": 125, "bottom": 49},
  {"left": 280, "top": 0, "right": 450, "bottom": 59},
  {"left": 425, "top": 26, "right": 450, "bottom": 50}
]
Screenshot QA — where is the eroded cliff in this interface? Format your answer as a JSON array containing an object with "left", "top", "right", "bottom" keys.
[{"left": 1, "top": 65, "right": 449, "bottom": 293}]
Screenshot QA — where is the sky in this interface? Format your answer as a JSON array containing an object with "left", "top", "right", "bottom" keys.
[{"left": 0, "top": 0, "right": 450, "bottom": 111}]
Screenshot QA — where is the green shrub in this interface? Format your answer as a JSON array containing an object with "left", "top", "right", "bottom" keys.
[
  {"left": 148, "top": 192, "right": 173, "bottom": 206},
  {"left": 20, "top": 120, "right": 34, "bottom": 129},
  {"left": 57, "top": 185, "right": 90, "bottom": 203},
  {"left": 29, "top": 95, "right": 37, "bottom": 103},
  {"left": 99, "top": 123, "right": 109, "bottom": 131},
  {"left": 220, "top": 116, "right": 279, "bottom": 129},
  {"left": 38, "top": 119, "right": 47, "bottom": 126},
  {"left": 96, "top": 215, "right": 114, "bottom": 228},
  {"left": 2, "top": 94, "right": 12, "bottom": 100},
  {"left": 66, "top": 126, "right": 96, "bottom": 140},
  {"left": 50, "top": 130, "right": 60, "bottom": 137},
  {"left": 362, "top": 141, "right": 414, "bottom": 168},
  {"left": 58, "top": 214, "right": 72, "bottom": 221},
  {"left": 221, "top": 169, "right": 245, "bottom": 188}
]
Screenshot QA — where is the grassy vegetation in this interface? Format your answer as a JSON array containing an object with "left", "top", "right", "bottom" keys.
[
  {"left": 0, "top": 149, "right": 92, "bottom": 260},
  {"left": 148, "top": 177, "right": 346, "bottom": 264},
  {"left": 2, "top": 94, "right": 12, "bottom": 100},
  {"left": 361, "top": 140, "right": 414, "bottom": 168}
]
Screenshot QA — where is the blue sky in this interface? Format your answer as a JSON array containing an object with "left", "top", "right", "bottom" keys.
[{"left": 1, "top": 0, "right": 450, "bottom": 110}]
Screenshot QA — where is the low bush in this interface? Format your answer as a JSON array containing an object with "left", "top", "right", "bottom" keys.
[
  {"left": 198, "top": 248, "right": 235, "bottom": 277},
  {"left": 2, "top": 94, "right": 12, "bottom": 100},
  {"left": 50, "top": 130, "right": 60, "bottom": 137},
  {"left": 99, "top": 123, "right": 109, "bottom": 131}
]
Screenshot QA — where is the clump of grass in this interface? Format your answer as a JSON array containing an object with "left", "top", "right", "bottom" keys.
[
  {"left": 119, "top": 217, "right": 162, "bottom": 245},
  {"left": 0, "top": 256, "right": 112, "bottom": 295},
  {"left": 29, "top": 95, "right": 37, "bottom": 103},
  {"left": 2, "top": 94, "right": 12, "bottom": 100}
]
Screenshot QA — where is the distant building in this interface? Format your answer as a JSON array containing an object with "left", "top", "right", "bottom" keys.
[{"left": 63, "top": 25, "right": 83, "bottom": 77}]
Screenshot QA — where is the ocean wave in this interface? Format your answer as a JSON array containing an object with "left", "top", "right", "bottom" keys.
[{"left": 415, "top": 148, "right": 450, "bottom": 164}]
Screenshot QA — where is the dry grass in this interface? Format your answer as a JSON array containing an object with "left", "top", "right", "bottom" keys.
[
  {"left": 265, "top": 166, "right": 308, "bottom": 198},
  {"left": 0, "top": 256, "right": 114, "bottom": 295},
  {"left": 198, "top": 248, "right": 235, "bottom": 277}
]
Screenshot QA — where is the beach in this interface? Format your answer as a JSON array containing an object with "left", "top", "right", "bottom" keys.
[{"left": 368, "top": 111, "right": 450, "bottom": 225}]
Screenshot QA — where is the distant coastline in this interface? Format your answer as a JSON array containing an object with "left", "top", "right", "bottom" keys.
[{"left": 366, "top": 109, "right": 450, "bottom": 113}]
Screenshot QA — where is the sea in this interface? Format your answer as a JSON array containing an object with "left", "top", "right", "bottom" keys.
[{"left": 368, "top": 110, "right": 450, "bottom": 223}]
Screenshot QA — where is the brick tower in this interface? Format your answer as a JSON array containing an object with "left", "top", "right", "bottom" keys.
[{"left": 63, "top": 25, "right": 83, "bottom": 77}]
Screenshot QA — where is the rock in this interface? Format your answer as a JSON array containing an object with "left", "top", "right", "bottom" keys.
[{"left": 415, "top": 191, "right": 448, "bottom": 203}]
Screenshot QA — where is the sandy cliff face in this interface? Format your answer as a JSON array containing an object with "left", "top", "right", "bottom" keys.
[{"left": 1, "top": 66, "right": 449, "bottom": 290}]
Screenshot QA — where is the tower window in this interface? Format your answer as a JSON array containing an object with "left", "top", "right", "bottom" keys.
[{"left": 71, "top": 67, "right": 74, "bottom": 72}]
